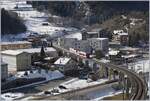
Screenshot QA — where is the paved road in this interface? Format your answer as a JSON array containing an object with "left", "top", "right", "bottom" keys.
[{"left": 11, "top": 77, "right": 73, "bottom": 94}]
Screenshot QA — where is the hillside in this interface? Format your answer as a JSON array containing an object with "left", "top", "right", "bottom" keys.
[{"left": 1, "top": 8, "right": 27, "bottom": 35}]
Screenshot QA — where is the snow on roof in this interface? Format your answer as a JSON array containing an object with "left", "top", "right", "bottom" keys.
[
  {"left": 109, "top": 50, "right": 120, "bottom": 55},
  {"left": 118, "top": 32, "right": 128, "bottom": 36},
  {"left": 120, "top": 47, "right": 139, "bottom": 51},
  {"left": 54, "top": 57, "right": 71, "bottom": 65},
  {"left": 65, "top": 32, "right": 82, "bottom": 40},
  {"left": 16, "top": 4, "right": 32, "bottom": 8},
  {"left": 99, "top": 59, "right": 110, "bottom": 63},
  {"left": 121, "top": 54, "right": 139, "bottom": 58},
  {"left": 1, "top": 41, "right": 31, "bottom": 45},
  {"left": 113, "top": 30, "right": 124, "bottom": 34},
  {"left": 87, "top": 32, "right": 98, "bottom": 34},
  {"left": 15, "top": 69, "right": 64, "bottom": 80},
  {"left": 1, "top": 50, "right": 26, "bottom": 56},
  {"left": 89, "top": 38, "right": 108, "bottom": 40},
  {"left": 17, "top": 47, "right": 56, "bottom": 54}
]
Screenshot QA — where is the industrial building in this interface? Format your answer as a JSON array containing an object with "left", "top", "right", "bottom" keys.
[{"left": 1, "top": 50, "right": 31, "bottom": 72}]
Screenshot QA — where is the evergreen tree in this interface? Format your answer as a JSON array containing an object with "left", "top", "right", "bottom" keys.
[
  {"left": 95, "top": 50, "right": 105, "bottom": 59},
  {"left": 40, "top": 46, "right": 46, "bottom": 62}
]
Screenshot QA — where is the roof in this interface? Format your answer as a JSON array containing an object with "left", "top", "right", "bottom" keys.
[
  {"left": 87, "top": 32, "right": 98, "bottom": 34},
  {"left": 54, "top": 57, "right": 71, "bottom": 65},
  {"left": 118, "top": 32, "right": 128, "bottom": 36},
  {"left": 113, "top": 30, "right": 124, "bottom": 34},
  {"left": 1, "top": 50, "right": 26, "bottom": 56},
  {"left": 109, "top": 50, "right": 120, "bottom": 55},
  {"left": 1, "top": 41, "right": 31, "bottom": 45},
  {"left": 16, "top": 4, "right": 32, "bottom": 8},
  {"left": 120, "top": 47, "right": 139, "bottom": 51},
  {"left": 88, "top": 38, "right": 108, "bottom": 40},
  {"left": 17, "top": 47, "right": 56, "bottom": 54},
  {"left": 121, "top": 54, "right": 139, "bottom": 58}
]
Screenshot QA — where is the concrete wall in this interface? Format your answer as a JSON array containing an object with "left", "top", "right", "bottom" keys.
[
  {"left": 17, "top": 53, "right": 31, "bottom": 71},
  {"left": 2, "top": 53, "right": 31, "bottom": 71},
  {"left": 2, "top": 55, "right": 17, "bottom": 71},
  {"left": 1, "top": 63, "right": 8, "bottom": 80}
]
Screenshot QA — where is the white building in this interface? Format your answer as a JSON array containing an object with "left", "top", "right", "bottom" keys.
[
  {"left": 54, "top": 57, "right": 77, "bottom": 72},
  {"left": 15, "top": 47, "right": 58, "bottom": 63},
  {"left": 57, "top": 38, "right": 77, "bottom": 49},
  {"left": 2, "top": 50, "right": 31, "bottom": 72},
  {"left": 58, "top": 37, "right": 109, "bottom": 54},
  {"left": 128, "top": 59, "right": 149, "bottom": 87},
  {"left": 1, "top": 61, "right": 8, "bottom": 81},
  {"left": 74, "top": 40, "right": 91, "bottom": 54},
  {"left": 88, "top": 38, "right": 109, "bottom": 53}
]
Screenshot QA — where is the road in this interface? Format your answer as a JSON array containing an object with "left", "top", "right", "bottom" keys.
[
  {"left": 11, "top": 77, "right": 73, "bottom": 94},
  {"left": 52, "top": 43, "right": 147, "bottom": 100},
  {"left": 29, "top": 81, "right": 118, "bottom": 100}
]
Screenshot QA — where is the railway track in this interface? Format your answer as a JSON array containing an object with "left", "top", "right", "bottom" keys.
[{"left": 53, "top": 44, "right": 147, "bottom": 100}]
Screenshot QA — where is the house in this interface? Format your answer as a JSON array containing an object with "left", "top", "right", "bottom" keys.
[
  {"left": 1, "top": 50, "right": 31, "bottom": 72},
  {"left": 1, "top": 41, "right": 32, "bottom": 51},
  {"left": 1, "top": 61, "right": 8, "bottom": 81},
  {"left": 54, "top": 57, "right": 77, "bottom": 73},
  {"left": 119, "top": 33, "right": 129, "bottom": 46},
  {"left": 112, "top": 30, "right": 128, "bottom": 46}
]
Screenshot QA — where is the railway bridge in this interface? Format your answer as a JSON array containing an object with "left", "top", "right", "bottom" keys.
[{"left": 52, "top": 43, "right": 147, "bottom": 100}]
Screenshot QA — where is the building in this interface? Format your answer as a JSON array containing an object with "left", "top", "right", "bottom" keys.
[
  {"left": 81, "top": 28, "right": 109, "bottom": 40},
  {"left": 108, "top": 50, "right": 122, "bottom": 62},
  {"left": 2, "top": 50, "right": 31, "bottom": 72},
  {"left": 57, "top": 38, "right": 77, "bottom": 49},
  {"left": 88, "top": 38, "right": 109, "bottom": 53},
  {"left": 81, "top": 31, "right": 99, "bottom": 40},
  {"left": 74, "top": 40, "right": 91, "bottom": 54},
  {"left": 1, "top": 61, "right": 8, "bottom": 81},
  {"left": 54, "top": 57, "right": 77, "bottom": 73},
  {"left": 1, "top": 41, "right": 32, "bottom": 51},
  {"left": 112, "top": 30, "right": 128, "bottom": 46},
  {"left": 58, "top": 37, "right": 109, "bottom": 54},
  {"left": 109, "top": 42, "right": 121, "bottom": 49},
  {"left": 17, "top": 47, "right": 58, "bottom": 63},
  {"left": 120, "top": 33, "right": 129, "bottom": 46}
]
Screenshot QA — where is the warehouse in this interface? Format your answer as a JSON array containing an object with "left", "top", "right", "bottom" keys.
[
  {"left": 17, "top": 47, "right": 58, "bottom": 63},
  {"left": 1, "top": 50, "right": 31, "bottom": 72}
]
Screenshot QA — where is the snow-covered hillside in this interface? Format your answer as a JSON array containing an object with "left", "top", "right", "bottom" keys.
[{"left": 1, "top": 0, "right": 79, "bottom": 42}]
